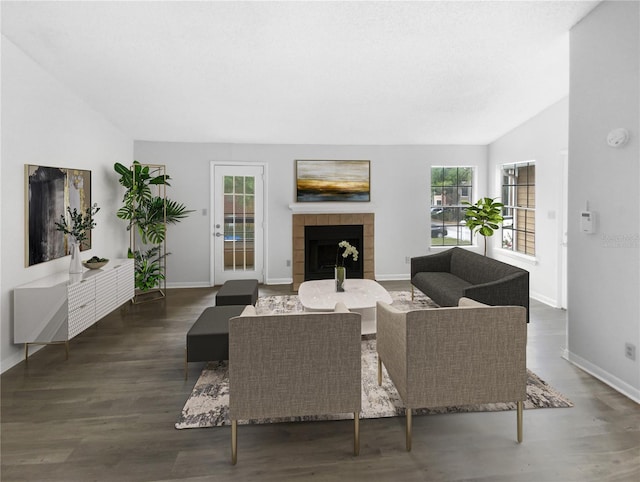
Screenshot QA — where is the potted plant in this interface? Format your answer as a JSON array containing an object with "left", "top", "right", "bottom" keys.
[
  {"left": 335, "top": 240, "right": 358, "bottom": 292},
  {"left": 462, "top": 197, "right": 504, "bottom": 256},
  {"left": 54, "top": 203, "right": 100, "bottom": 273},
  {"left": 114, "top": 161, "right": 191, "bottom": 293}
]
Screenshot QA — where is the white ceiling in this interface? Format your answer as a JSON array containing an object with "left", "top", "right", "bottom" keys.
[{"left": 2, "top": 0, "right": 600, "bottom": 145}]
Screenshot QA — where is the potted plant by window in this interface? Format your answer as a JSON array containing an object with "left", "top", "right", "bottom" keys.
[
  {"left": 54, "top": 203, "right": 100, "bottom": 273},
  {"left": 462, "top": 197, "right": 504, "bottom": 256}
]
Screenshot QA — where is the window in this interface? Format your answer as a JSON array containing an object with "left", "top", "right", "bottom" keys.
[
  {"left": 501, "top": 162, "right": 535, "bottom": 256},
  {"left": 430, "top": 167, "right": 474, "bottom": 246}
]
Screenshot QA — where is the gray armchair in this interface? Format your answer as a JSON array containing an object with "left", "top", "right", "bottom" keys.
[
  {"left": 229, "top": 302, "right": 362, "bottom": 464},
  {"left": 376, "top": 297, "right": 527, "bottom": 451}
]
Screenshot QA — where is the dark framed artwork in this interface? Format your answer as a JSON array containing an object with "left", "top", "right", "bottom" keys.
[
  {"left": 295, "top": 160, "right": 371, "bottom": 202},
  {"left": 25, "top": 165, "right": 92, "bottom": 267}
]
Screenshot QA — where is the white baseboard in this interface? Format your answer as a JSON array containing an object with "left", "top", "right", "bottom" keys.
[
  {"left": 562, "top": 349, "right": 640, "bottom": 404},
  {"left": 265, "top": 278, "right": 292, "bottom": 285},
  {"left": 374, "top": 274, "right": 411, "bottom": 281},
  {"left": 530, "top": 291, "right": 558, "bottom": 308},
  {"left": 1, "top": 346, "right": 40, "bottom": 374},
  {"left": 165, "top": 281, "right": 212, "bottom": 289}
]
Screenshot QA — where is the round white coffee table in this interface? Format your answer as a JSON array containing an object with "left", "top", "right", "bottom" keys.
[{"left": 298, "top": 278, "right": 392, "bottom": 334}]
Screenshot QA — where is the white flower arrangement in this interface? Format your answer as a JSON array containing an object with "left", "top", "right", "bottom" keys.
[{"left": 336, "top": 240, "right": 359, "bottom": 267}]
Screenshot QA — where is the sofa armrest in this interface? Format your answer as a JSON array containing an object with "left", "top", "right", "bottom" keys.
[
  {"left": 376, "top": 302, "right": 410, "bottom": 400},
  {"left": 458, "top": 297, "right": 489, "bottom": 308},
  {"left": 239, "top": 305, "right": 257, "bottom": 316},
  {"left": 410, "top": 249, "right": 453, "bottom": 279},
  {"left": 462, "top": 271, "right": 529, "bottom": 321}
]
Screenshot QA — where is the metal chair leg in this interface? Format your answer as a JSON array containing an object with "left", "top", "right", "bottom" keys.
[
  {"left": 517, "top": 400, "right": 523, "bottom": 443},
  {"left": 354, "top": 412, "right": 360, "bottom": 456},
  {"left": 231, "top": 420, "right": 237, "bottom": 464},
  {"left": 184, "top": 348, "right": 188, "bottom": 380},
  {"left": 406, "top": 408, "right": 412, "bottom": 451}
]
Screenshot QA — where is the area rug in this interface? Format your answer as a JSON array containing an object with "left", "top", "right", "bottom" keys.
[
  {"left": 254, "top": 289, "right": 439, "bottom": 315},
  {"left": 175, "top": 291, "right": 573, "bottom": 430}
]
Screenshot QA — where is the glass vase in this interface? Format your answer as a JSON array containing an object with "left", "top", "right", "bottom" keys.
[{"left": 335, "top": 266, "right": 346, "bottom": 292}]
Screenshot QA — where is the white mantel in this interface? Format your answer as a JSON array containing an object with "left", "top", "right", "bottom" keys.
[{"left": 288, "top": 203, "right": 376, "bottom": 214}]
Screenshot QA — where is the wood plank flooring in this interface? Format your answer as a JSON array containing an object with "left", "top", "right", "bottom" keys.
[{"left": 2, "top": 281, "right": 639, "bottom": 481}]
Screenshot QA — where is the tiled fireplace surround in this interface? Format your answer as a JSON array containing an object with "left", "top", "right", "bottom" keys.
[{"left": 292, "top": 213, "right": 375, "bottom": 291}]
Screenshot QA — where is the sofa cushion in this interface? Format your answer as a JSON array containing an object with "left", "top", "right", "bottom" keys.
[
  {"left": 450, "top": 248, "right": 522, "bottom": 285},
  {"left": 412, "top": 272, "right": 471, "bottom": 307}
]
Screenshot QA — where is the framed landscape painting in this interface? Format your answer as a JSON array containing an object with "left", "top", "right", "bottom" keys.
[
  {"left": 295, "top": 160, "right": 370, "bottom": 202},
  {"left": 25, "top": 165, "right": 92, "bottom": 267}
]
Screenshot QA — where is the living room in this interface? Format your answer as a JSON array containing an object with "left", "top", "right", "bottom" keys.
[{"left": 1, "top": 1, "right": 638, "bottom": 480}]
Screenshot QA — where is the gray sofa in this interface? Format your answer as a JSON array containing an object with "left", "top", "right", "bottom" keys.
[{"left": 411, "top": 247, "right": 530, "bottom": 322}]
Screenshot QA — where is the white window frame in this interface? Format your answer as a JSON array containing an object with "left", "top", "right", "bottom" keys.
[{"left": 499, "top": 161, "right": 536, "bottom": 257}]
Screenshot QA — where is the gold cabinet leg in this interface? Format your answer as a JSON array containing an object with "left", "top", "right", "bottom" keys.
[
  {"left": 406, "top": 408, "right": 412, "bottom": 451},
  {"left": 377, "top": 356, "right": 382, "bottom": 386},
  {"left": 517, "top": 400, "right": 523, "bottom": 443},
  {"left": 231, "top": 420, "right": 237, "bottom": 465},
  {"left": 354, "top": 412, "right": 360, "bottom": 456}
]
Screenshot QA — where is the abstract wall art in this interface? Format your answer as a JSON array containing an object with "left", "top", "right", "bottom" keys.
[
  {"left": 25, "top": 165, "right": 92, "bottom": 267},
  {"left": 295, "top": 160, "right": 370, "bottom": 202}
]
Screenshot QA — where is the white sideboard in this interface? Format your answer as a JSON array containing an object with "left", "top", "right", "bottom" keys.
[{"left": 14, "top": 258, "right": 135, "bottom": 360}]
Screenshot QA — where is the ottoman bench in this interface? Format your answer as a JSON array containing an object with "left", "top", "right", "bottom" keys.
[
  {"left": 185, "top": 305, "right": 246, "bottom": 379},
  {"left": 215, "top": 279, "right": 259, "bottom": 306}
]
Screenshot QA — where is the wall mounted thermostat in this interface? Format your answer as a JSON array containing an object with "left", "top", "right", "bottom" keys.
[{"left": 580, "top": 211, "right": 596, "bottom": 234}]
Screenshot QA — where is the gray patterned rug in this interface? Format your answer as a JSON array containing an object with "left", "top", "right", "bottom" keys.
[{"left": 176, "top": 291, "right": 573, "bottom": 429}]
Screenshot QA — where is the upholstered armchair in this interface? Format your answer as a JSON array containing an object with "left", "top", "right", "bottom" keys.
[
  {"left": 376, "top": 297, "right": 527, "bottom": 451},
  {"left": 228, "top": 302, "right": 362, "bottom": 464}
]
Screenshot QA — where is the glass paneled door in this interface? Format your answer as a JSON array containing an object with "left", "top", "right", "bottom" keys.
[{"left": 212, "top": 164, "right": 264, "bottom": 284}]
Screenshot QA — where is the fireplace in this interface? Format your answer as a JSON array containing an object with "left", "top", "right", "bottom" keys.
[
  {"left": 292, "top": 213, "right": 374, "bottom": 290},
  {"left": 305, "top": 225, "right": 363, "bottom": 281}
]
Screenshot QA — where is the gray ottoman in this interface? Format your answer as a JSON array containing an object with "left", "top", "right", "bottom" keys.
[
  {"left": 215, "top": 279, "right": 259, "bottom": 306},
  {"left": 185, "top": 305, "right": 245, "bottom": 379}
]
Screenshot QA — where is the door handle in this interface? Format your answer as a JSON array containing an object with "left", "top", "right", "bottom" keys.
[{"left": 214, "top": 232, "right": 223, "bottom": 237}]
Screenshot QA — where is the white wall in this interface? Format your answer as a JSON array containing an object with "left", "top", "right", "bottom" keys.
[
  {"left": 567, "top": 1, "right": 639, "bottom": 401},
  {"left": 488, "top": 98, "right": 569, "bottom": 306},
  {"left": 1, "top": 38, "right": 133, "bottom": 372},
  {"left": 134, "top": 142, "right": 488, "bottom": 286}
]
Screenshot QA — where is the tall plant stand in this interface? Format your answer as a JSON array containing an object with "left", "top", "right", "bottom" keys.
[{"left": 130, "top": 163, "right": 167, "bottom": 304}]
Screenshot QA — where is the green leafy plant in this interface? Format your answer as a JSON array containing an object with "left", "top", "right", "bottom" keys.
[
  {"left": 463, "top": 197, "right": 504, "bottom": 256},
  {"left": 130, "top": 246, "right": 167, "bottom": 292},
  {"left": 114, "top": 161, "right": 191, "bottom": 292},
  {"left": 54, "top": 203, "right": 100, "bottom": 248}
]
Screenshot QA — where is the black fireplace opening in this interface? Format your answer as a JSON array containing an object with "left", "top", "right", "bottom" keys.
[{"left": 305, "top": 225, "right": 364, "bottom": 281}]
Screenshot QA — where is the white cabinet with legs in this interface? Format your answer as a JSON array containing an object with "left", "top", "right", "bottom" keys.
[{"left": 14, "top": 258, "right": 134, "bottom": 361}]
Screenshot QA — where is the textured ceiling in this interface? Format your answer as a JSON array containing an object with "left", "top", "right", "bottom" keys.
[{"left": 1, "top": 1, "right": 600, "bottom": 145}]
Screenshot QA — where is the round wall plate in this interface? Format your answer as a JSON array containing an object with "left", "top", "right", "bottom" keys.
[{"left": 607, "top": 128, "right": 629, "bottom": 147}]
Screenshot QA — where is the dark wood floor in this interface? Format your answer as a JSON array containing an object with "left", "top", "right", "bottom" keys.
[{"left": 2, "top": 281, "right": 639, "bottom": 481}]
